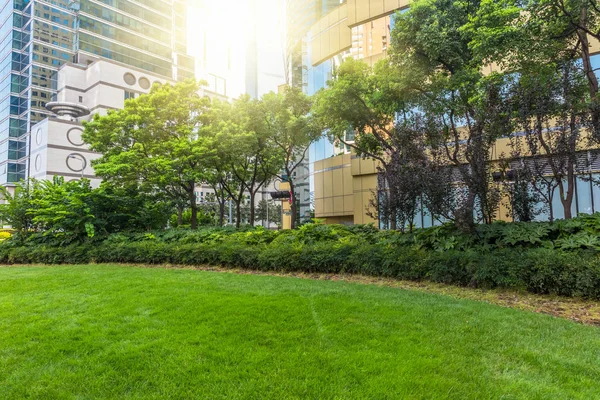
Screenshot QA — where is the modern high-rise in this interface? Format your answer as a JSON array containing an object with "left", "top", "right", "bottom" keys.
[
  {"left": 285, "top": 0, "right": 342, "bottom": 90},
  {"left": 294, "top": 0, "right": 600, "bottom": 227},
  {"left": 0, "top": 0, "right": 194, "bottom": 184}
]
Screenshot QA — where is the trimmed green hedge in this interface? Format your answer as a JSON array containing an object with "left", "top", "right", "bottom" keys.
[{"left": 2, "top": 237, "right": 600, "bottom": 299}]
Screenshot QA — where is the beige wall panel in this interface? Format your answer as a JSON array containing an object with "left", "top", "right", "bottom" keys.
[
  {"left": 370, "top": 0, "right": 385, "bottom": 16},
  {"left": 324, "top": 197, "right": 334, "bottom": 214},
  {"left": 332, "top": 168, "right": 344, "bottom": 195},
  {"left": 361, "top": 174, "right": 378, "bottom": 191},
  {"left": 351, "top": 156, "right": 361, "bottom": 176},
  {"left": 339, "top": 4, "right": 347, "bottom": 19},
  {"left": 344, "top": 194, "right": 354, "bottom": 213},
  {"left": 590, "top": 38, "right": 599, "bottom": 54},
  {"left": 343, "top": 167, "right": 353, "bottom": 195},
  {"left": 362, "top": 191, "right": 374, "bottom": 220},
  {"left": 493, "top": 138, "right": 512, "bottom": 159},
  {"left": 330, "top": 25, "right": 340, "bottom": 52},
  {"left": 315, "top": 160, "right": 324, "bottom": 172},
  {"left": 353, "top": 174, "right": 362, "bottom": 192},
  {"left": 359, "top": 158, "right": 378, "bottom": 175},
  {"left": 323, "top": 170, "right": 333, "bottom": 198},
  {"left": 340, "top": 25, "right": 352, "bottom": 49},
  {"left": 328, "top": 7, "right": 339, "bottom": 27},
  {"left": 384, "top": 0, "right": 400, "bottom": 12},
  {"left": 353, "top": 192, "right": 364, "bottom": 223},
  {"left": 323, "top": 157, "right": 334, "bottom": 169},
  {"left": 315, "top": 198, "right": 324, "bottom": 217},
  {"left": 314, "top": 172, "right": 324, "bottom": 200},
  {"left": 334, "top": 196, "right": 345, "bottom": 215},
  {"left": 342, "top": 154, "right": 351, "bottom": 164},
  {"left": 397, "top": 0, "right": 410, "bottom": 11},
  {"left": 348, "top": 0, "right": 357, "bottom": 26},
  {"left": 355, "top": 0, "right": 369, "bottom": 25}
]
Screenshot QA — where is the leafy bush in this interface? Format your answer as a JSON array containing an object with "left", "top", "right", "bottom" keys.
[{"left": 4, "top": 214, "right": 600, "bottom": 299}]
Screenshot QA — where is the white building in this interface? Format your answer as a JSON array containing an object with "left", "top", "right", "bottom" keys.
[{"left": 29, "top": 57, "right": 279, "bottom": 226}]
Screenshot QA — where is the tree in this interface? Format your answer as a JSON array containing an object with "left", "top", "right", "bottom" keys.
[
  {"left": 507, "top": 60, "right": 591, "bottom": 219},
  {"left": 389, "top": 0, "right": 512, "bottom": 229},
  {"left": 466, "top": 0, "right": 600, "bottom": 138},
  {"left": 205, "top": 96, "right": 281, "bottom": 227},
  {"left": 83, "top": 80, "right": 213, "bottom": 229},
  {"left": 262, "top": 87, "right": 320, "bottom": 229},
  {"left": 0, "top": 181, "right": 37, "bottom": 235},
  {"left": 28, "top": 177, "right": 96, "bottom": 244}
]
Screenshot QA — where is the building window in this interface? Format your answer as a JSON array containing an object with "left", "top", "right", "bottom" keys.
[
  {"left": 78, "top": 96, "right": 83, "bottom": 102},
  {"left": 124, "top": 91, "right": 135, "bottom": 100}
]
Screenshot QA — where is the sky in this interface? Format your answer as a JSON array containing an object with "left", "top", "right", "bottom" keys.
[{"left": 186, "top": 0, "right": 287, "bottom": 98}]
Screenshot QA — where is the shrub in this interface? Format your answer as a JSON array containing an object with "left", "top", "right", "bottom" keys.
[{"left": 4, "top": 216, "right": 600, "bottom": 299}]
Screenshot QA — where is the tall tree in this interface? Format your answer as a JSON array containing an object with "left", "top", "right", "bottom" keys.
[
  {"left": 466, "top": 0, "right": 600, "bottom": 137},
  {"left": 313, "top": 59, "right": 436, "bottom": 230},
  {"left": 206, "top": 96, "right": 282, "bottom": 227},
  {"left": 389, "top": 0, "right": 511, "bottom": 229},
  {"left": 83, "top": 80, "right": 214, "bottom": 229},
  {"left": 262, "top": 87, "right": 320, "bottom": 229},
  {"left": 507, "top": 60, "right": 591, "bottom": 219}
]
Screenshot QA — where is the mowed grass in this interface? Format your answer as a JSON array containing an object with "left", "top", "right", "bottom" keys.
[{"left": 0, "top": 266, "right": 599, "bottom": 399}]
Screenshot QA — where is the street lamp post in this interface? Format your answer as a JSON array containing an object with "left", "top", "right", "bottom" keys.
[{"left": 68, "top": 155, "right": 85, "bottom": 179}]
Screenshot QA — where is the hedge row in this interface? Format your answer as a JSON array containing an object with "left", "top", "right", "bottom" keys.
[{"left": 2, "top": 240, "right": 600, "bottom": 299}]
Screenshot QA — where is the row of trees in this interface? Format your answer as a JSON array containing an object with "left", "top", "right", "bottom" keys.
[
  {"left": 82, "top": 82, "right": 320, "bottom": 229},
  {"left": 312, "top": 0, "right": 600, "bottom": 231}
]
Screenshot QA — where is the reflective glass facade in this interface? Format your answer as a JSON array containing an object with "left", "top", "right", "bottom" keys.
[{"left": 0, "top": 0, "right": 194, "bottom": 184}]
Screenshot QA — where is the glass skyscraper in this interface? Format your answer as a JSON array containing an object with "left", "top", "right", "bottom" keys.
[{"left": 0, "top": 0, "right": 194, "bottom": 184}]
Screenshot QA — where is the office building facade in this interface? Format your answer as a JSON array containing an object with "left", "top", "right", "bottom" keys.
[
  {"left": 297, "top": 0, "right": 600, "bottom": 226},
  {"left": 0, "top": 0, "right": 194, "bottom": 185}
]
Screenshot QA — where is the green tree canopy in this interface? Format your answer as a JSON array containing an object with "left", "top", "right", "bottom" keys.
[{"left": 83, "top": 80, "right": 214, "bottom": 229}]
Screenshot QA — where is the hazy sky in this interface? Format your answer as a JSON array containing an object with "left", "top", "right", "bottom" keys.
[{"left": 187, "top": 0, "right": 286, "bottom": 98}]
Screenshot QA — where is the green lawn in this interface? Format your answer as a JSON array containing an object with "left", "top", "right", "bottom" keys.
[{"left": 0, "top": 266, "right": 599, "bottom": 399}]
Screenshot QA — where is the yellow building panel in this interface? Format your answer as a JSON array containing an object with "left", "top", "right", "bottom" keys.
[
  {"left": 323, "top": 170, "right": 333, "bottom": 198},
  {"left": 351, "top": 156, "right": 361, "bottom": 176},
  {"left": 328, "top": 7, "right": 339, "bottom": 27},
  {"left": 384, "top": 0, "right": 400, "bottom": 11},
  {"left": 339, "top": 3, "right": 348, "bottom": 19},
  {"left": 353, "top": 192, "right": 363, "bottom": 223},
  {"left": 340, "top": 25, "right": 352, "bottom": 49},
  {"left": 314, "top": 171, "right": 324, "bottom": 200},
  {"left": 370, "top": 0, "right": 384, "bottom": 16},
  {"left": 355, "top": 0, "right": 369, "bottom": 24},
  {"left": 334, "top": 196, "right": 345, "bottom": 215},
  {"left": 361, "top": 174, "right": 378, "bottom": 191},
  {"left": 332, "top": 168, "right": 344, "bottom": 195},
  {"left": 315, "top": 198, "right": 324, "bottom": 217},
  {"left": 315, "top": 159, "right": 324, "bottom": 172},
  {"left": 330, "top": 24, "right": 340, "bottom": 52},
  {"left": 344, "top": 194, "right": 354, "bottom": 213},
  {"left": 324, "top": 197, "right": 334, "bottom": 215},
  {"left": 591, "top": 38, "right": 599, "bottom": 54},
  {"left": 343, "top": 167, "right": 353, "bottom": 195}
]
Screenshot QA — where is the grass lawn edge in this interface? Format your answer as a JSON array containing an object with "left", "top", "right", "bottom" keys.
[{"left": 3, "top": 262, "right": 600, "bottom": 327}]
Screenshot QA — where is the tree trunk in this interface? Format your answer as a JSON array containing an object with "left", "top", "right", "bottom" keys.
[
  {"left": 219, "top": 200, "right": 225, "bottom": 226},
  {"left": 235, "top": 202, "right": 242, "bottom": 229},
  {"left": 249, "top": 191, "right": 256, "bottom": 226},
  {"left": 188, "top": 190, "right": 198, "bottom": 230},
  {"left": 559, "top": 177, "right": 575, "bottom": 220},
  {"left": 177, "top": 206, "right": 183, "bottom": 226},
  {"left": 455, "top": 191, "right": 476, "bottom": 232}
]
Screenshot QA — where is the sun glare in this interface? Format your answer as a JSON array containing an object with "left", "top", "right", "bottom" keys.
[{"left": 187, "top": 0, "right": 285, "bottom": 97}]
